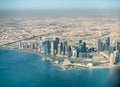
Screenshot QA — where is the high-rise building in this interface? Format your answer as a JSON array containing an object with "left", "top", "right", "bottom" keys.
[
  {"left": 82, "top": 53, "right": 87, "bottom": 58},
  {"left": 24, "top": 43, "right": 29, "bottom": 48},
  {"left": 98, "top": 39, "right": 103, "bottom": 51},
  {"left": 19, "top": 42, "right": 29, "bottom": 49},
  {"left": 81, "top": 42, "right": 86, "bottom": 53},
  {"left": 19, "top": 42, "right": 24, "bottom": 49},
  {"left": 87, "top": 53, "right": 93, "bottom": 58},
  {"left": 116, "top": 42, "right": 120, "bottom": 52},
  {"left": 68, "top": 46, "right": 72, "bottom": 57},
  {"left": 51, "top": 41, "right": 55, "bottom": 55},
  {"left": 63, "top": 41, "right": 67, "bottom": 55},
  {"left": 30, "top": 43, "right": 33, "bottom": 50},
  {"left": 102, "top": 43, "right": 105, "bottom": 51},
  {"left": 105, "top": 37, "right": 110, "bottom": 51},
  {"left": 110, "top": 53, "right": 115, "bottom": 66},
  {"left": 33, "top": 43, "right": 39, "bottom": 49},
  {"left": 78, "top": 40, "right": 82, "bottom": 47},
  {"left": 38, "top": 41, "right": 44, "bottom": 52},
  {"left": 76, "top": 47, "right": 79, "bottom": 57},
  {"left": 57, "top": 44, "right": 61, "bottom": 56},
  {"left": 78, "top": 40, "right": 82, "bottom": 53},
  {"left": 54, "top": 37, "right": 60, "bottom": 54},
  {"left": 44, "top": 41, "right": 51, "bottom": 55},
  {"left": 108, "top": 46, "right": 115, "bottom": 56},
  {"left": 79, "top": 53, "right": 82, "bottom": 58},
  {"left": 72, "top": 48, "right": 77, "bottom": 58},
  {"left": 55, "top": 37, "right": 59, "bottom": 44},
  {"left": 43, "top": 42, "right": 46, "bottom": 53},
  {"left": 60, "top": 42, "right": 63, "bottom": 52},
  {"left": 114, "top": 50, "right": 119, "bottom": 64},
  {"left": 38, "top": 36, "right": 42, "bottom": 47}
]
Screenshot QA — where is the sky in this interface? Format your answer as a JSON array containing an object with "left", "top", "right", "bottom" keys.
[{"left": 0, "top": 0, "right": 120, "bottom": 10}]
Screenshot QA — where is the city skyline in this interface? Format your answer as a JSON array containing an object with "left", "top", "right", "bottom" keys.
[
  {"left": 0, "top": 0, "right": 120, "bottom": 87},
  {"left": 0, "top": 0, "right": 120, "bottom": 10}
]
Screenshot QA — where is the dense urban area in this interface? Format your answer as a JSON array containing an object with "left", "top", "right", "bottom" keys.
[{"left": 0, "top": 16, "right": 120, "bottom": 70}]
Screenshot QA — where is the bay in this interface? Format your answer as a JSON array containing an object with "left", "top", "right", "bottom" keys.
[{"left": 0, "top": 49, "right": 119, "bottom": 87}]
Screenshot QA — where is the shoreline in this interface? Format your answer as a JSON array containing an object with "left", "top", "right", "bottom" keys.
[{"left": 0, "top": 47, "right": 120, "bottom": 71}]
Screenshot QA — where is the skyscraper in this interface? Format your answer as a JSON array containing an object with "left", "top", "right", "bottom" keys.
[
  {"left": 39, "top": 41, "right": 44, "bottom": 52},
  {"left": 55, "top": 37, "right": 59, "bottom": 44},
  {"left": 54, "top": 37, "right": 60, "bottom": 54},
  {"left": 98, "top": 39, "right": 103, "bottom": 51},
  {"left": 72, "top": 48, "right": 77, "bottom": 58},
  {"left": 51, "top": 40, "right": 55, "bottom": 55},
  {"left": 68, "top": 46, "right": 72, "bottom": 57},
  {"left": 44, "top": 41, "right": 51, "bottom": 55},
  {"left": 108, "top": 46, "right": 115, "bottom": 56},
  {"left": 60, "top": 42, "right": 63, "bottom": 52},
  {"left": 81, "top": 42, "right": 86, "bottom": 53},
  {"left": 57, "top": 44, "right": 61, "bottom": 56},
  {"left": 102, "top": 43, "right": 105, "bottom": 51},
  {"left": 116, "top": 42, "right": 120, "bottom": 63},
  {"left": 110, "top": 53, "right": 115, "bottom": 66},
  {"left": 43, "top": 42, "right": 46, "bottom": 53},
  {"left": 19, "top": 42, "right": 24, "bottom": 49},
  {"left": 78, "top": 40, "right": 82, "bottom": 47},
  {"left": 105, "top": 37, "right": 110, "bottom": 51},
  {"left": 82, "top": 53, "right": 87, "bottom": 58},
  {"left": 38, "top": 36, "right": 42, "bottom": 47},
  {"left": 117, "top": 42, "right": 120, "bottom": 52},
  {"left": 76, "top": 47, "right": 79, "bottom": 57},
  {"left": 114, "top": 50, "right": 119, "bottom": 64},
  {"left": 63, "top": 41, "right": 67, "bottom": 55}
]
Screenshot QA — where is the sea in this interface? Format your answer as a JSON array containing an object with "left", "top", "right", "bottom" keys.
[{"left": 0, "top": 49, "right": 120, "bottom": 87}]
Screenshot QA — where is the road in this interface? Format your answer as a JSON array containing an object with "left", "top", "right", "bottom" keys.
[{"left": 0, "top": 30, "right": 64, "bottom": 47}]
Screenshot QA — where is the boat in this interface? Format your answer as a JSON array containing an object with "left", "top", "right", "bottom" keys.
[{"left": 42, "top": 58, "right": 45, "bottom": 60}]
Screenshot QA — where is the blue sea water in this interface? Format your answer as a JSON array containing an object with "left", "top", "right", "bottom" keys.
[{"left": 0, "top": 49, "right": 119, "bottom": 87}]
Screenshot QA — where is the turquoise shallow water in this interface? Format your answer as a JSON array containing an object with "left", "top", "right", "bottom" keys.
[{"left": 0, "top": 49, "right": 119, "bottom": 87}]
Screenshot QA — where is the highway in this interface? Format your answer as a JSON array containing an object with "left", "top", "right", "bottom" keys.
[{"left": 0, "top": 30, "right": 64, "bottom": 47}]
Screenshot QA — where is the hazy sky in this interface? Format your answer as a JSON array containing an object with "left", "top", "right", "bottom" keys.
[{"left": 0, "top": 0, "right": 120, "bottom": 10}]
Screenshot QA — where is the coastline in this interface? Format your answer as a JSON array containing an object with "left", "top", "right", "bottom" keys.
[{"left": 0, "top": 47, "right": 120, "bottom": 71}]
